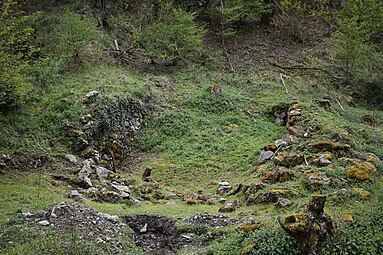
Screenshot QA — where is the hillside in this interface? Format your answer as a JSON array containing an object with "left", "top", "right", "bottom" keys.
[{"left": 1, "top": 1, "right": 383, "bottom": 255}]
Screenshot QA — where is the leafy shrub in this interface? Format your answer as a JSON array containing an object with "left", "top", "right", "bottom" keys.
[
  {"left": 57, "top": 12, "right": 101, "bottom": 69},
  {"left": 272, "top": 0, "right": 333, "bottom": 42},
  {"left": 328, "top": 0, "right": 383, "bottom": 106},
  {"left": 222, "top": 0, "right": 272, "bottom": 24},
  {"left": 0, "top": 0, "right": 34, "bottom": 110},
  {"left": 184, "top": 88, "right": 238, "bottom": 114},
  {"left": 140, "top": 8, "right": 205, "bottom": 64},
  {"left": 27, "top": 57, "right": 61, "bottom": 90},
  {"left": 205, "top": 227, "right": 299, "bottom": 255},
  {"left": 340, "top": 0, "right": 383, "bottom": 43}
]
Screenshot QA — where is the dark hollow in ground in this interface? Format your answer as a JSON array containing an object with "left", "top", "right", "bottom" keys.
[{"left": 122, "top": 215, "right": 179, "bottom": 254}]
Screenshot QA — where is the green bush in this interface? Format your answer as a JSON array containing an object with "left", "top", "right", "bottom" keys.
[
  {"left": 340, "top": 0, "right": 383, "bottom": 43},
  {"left": 205, "top": 227, "right": 299, "bottom": 255},
  {"left": 57, "top": 11, "right": 101, "bottom": 69},
  {"left": 328, "top": 0, "right": 383, "bottom": 106},
  {"left": 0, "top": 0, "right": 34, "bottom": 111},
  {"left": 140, "top": 8, "right": 205, "bottom": 64},
  {"left": 272, "top": 0, "right": 333, "bottom": 42},
  {"left": 222, "top": 0, "right": 272, "bottom": 24}
]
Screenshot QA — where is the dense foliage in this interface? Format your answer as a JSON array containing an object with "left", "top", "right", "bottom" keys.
[{"left": 0, "top": 0, "right": 34, "bottom": 110}]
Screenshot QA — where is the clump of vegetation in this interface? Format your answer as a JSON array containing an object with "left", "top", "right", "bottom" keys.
[
  {"left": 328, "top": 0, "right": 383, "bottom": 106},
  {"left": 272, "top": 0, "right": 333, "bottom": 42},
  {"left": 0, "top": 0, "right": 35, "bottom": 110},
  {"left": 140, "top": 8, "right": 205, "bottom": 64},
  {"left": 205, "top": 227, "right": 299, "bottom": 255}
]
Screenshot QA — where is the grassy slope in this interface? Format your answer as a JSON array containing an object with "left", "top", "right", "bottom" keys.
[{"left": 0, "top": 7, "right": 383, "bottom": 253}]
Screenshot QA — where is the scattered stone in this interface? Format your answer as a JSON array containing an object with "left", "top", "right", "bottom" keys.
[
  {"left": 318, "top": 153, "right": 332, "bottom": 166},
  {"left": 251, "top": 189, "right": 298, "bottom": 204},
  {"left": 337, "top": 132, "right": 350, "bottom": 142},
  {"left": 258, "top": 151, "right": 274, "bottom": 164},
  {"left": 345, "top": 161, "right": 377, "bottom": 182},
  {"left": 0, "top": 154, "right": 11, "bottom": 161},
  {"left": 218, "top": 202, "right": 236, "bottom": 213},
  {"left": 273, "top": 152, "right": 304, "bottom": 167},
  {"left": 76, "top": 159, "right": 95, "bottom": 188},
  {"left": 110, "top": 184, "right": 131, "bottom": 194},
  {"left": 218, "top": 198, "right": 227, "bottom": 204},
  {"left": 65, "top": 190, "right": 86, "bottom": 201},
  {"left": 142, "top": 167, "right": 152, "bottom": 181},
  {"left": 38, "top": 220, "right": 50, "bottom": 226},
  {"left": 275, "top": 198, "right": 291, "bottom": 208},
  {"left": 96, "top": 166, "right": 110, "bottom": 181},
  {"left": 314, "top": 99, "right": 331, "bottom": 110},
  {"left": 304, "top": 170, "right": 330, "bottom": 188},
  {"left": 228, "top": 183, "right": 243, "bottom": 196},
  {"left": 139, "top": 223, "right": 148, "bottom": 233},
  {"left": 332, "top": 188, "right": 371, "bottom": 201},
  {"left": 261, "top": 168, "right": 294, "bottom": 183},
  {"left": 304, "top": 127, "right": 314, "bottom": 138},
  {"left": 362, "top": 115, "right": 377, "bottom": 126},
  {"left": 308, "top": 140, "right": 350, "bottom": 152},
  {"left": 210, "top": 85, "right": 222, "bottom": 96},
  {"left": 80, "top": 114, "right": 93, "bottom": 124},
  {"left": 67, "top": 129, "right": 84, "bottom": 137},
  {"left": 217, "top": 182, "right": 232, "bottom": 195},
  {"left": 129, "top": 197, "right": 143, "bottom": 206},
  {"left": 238, "top": 222, "right": 264, "bottom": 233},
  {"left": 82, "top": 149, "right": 100, "bottom": 161},
  {"left": 99, "top": 190, "right": 123, "bottom": 203},
  {"left": 206, "top": 198, "right": 217, "bottom": 205},
  {"left": 243, "top": 182, "right": 265, "bottom": 194},
  {"left": 0, "top": 162, "right": 6, "bottom": 169},
  {"left": 288, "top": 126, "right": 303, "bottom": 136},
  {"left": 64, "top": 154, "right": 77, "bottom": 165},
  {"left": 275, "top": 139, "right": 288, "bottom": 148},
  {"left": 353, "top": 188, "right": 370, "bottom": 199},
  {"left": 263, "top": 144, "right": 277, "bottom": 152},
  {"left": 365, "top": 153, "right": 381, "bottom": 165},
  {"left": 186, "top": 212, "right": 233, "bottom": 227},
  {"left": 275, "top": 118, "right": 285, "bottom": 125},
  {"left": 22, "top": 212, "right": 34, "bottom": 217},
  {"left": 84, "top": 90, "right": 99, "bottom": 103}
]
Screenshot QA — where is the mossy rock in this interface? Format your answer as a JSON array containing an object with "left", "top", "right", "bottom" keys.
[
  {"left": 282, "top": 214, "right": 310, "bottom": 234},
  {"left": 345, "top": 161, "right": 377, "bottom": 182},
  {"left": 308, "top": 140, "right": 350, "bottom": 152},
  {"left": 273, "top": 152, "right": 304, "bottom": 167},
  {"left": 238, "top": 222, "right": 264, "bottom": 233},
  {"left": 304, "top": 170, "right": 330, "bottom": 188},
  {"left": 253, "top": 189, "right": 298, "bottom": 203},
  {"left": 365, "top": 153, "right": 382, "bottom": 165}
]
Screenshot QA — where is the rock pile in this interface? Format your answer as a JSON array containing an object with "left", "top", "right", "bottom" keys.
[{"left": 23, "top": 202, "right": 131, "bottom": 254}]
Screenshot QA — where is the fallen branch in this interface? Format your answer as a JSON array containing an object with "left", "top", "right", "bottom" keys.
[
  {"left": 335, "top": 98, "right": 345, "bottom": 111},
  {"left": 280, "top": 73, "right": 289, "bottom": 94},
  {"left": 114, "top": 39, "right": 119, "bottom": 51},
  {"left": 271, "top": 62, "right": 341, "bottom": 81},
  {"left": 220, "top": 0, "right": 236, "bottom": 74}
]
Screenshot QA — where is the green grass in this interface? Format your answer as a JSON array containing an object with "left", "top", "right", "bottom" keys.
[{"left": 0, "top": 173, "right": 69, "bottom": 223}]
